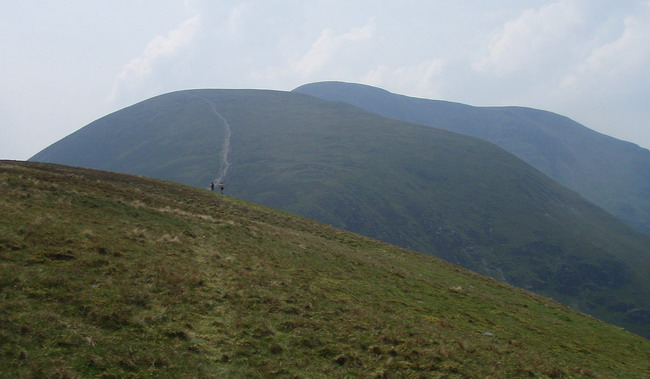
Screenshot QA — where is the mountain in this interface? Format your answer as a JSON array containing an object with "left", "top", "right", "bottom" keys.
[
  {"left": 294, "top": 81, "right": 650, "bottom": 237},
  {"left": 29, "top": 89, "right": 650, "bottom": 338},
  {"left": 2, "top": 160, "right": 650, "bottom": 377}
]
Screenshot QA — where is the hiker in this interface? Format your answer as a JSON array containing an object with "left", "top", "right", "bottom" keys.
[
  {"left": 210, "top": 182, "right": 215, "bottom": 192},
  {"left": 219, "top": 183, "right": 224, "bottom": 194}
]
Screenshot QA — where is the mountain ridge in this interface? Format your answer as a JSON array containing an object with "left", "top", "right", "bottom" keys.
[{"left": 293, "top": 81, "right": 650, "bottom": 236}]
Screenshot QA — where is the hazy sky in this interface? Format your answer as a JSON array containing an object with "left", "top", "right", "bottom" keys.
[{"left": 2, "top": 0, "right": 649, "bottom": 160}]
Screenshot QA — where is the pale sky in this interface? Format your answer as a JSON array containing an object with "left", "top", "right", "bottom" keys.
[{"left": 2, "top": 0, "right": 649, "bottom": 160}]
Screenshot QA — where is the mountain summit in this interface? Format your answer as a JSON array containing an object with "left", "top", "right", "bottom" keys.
[
  {"left": 294, "top": 81, "right": 650, "bottom": 236},
  {"left": 30, "top": 88, "right": 650, "bottom": 338}
]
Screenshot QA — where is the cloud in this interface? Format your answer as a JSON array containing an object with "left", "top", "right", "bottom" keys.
[
  {"left": 225, "top": 3, "right": 249, "bottom": 35},
  {"left": 247, "top": 18, "right": 376, "bottom": 88},
  {"left": 562, "top": 4, "right": 650, "bottom": 88},
  {"left": 293, "top": 20, "right": 375, "bottom": 78},
  {"left": 108, "top": 14, "right": 200, "bottom": 103},
  {"left": 473, "top": 0, "right": 583, "bottom": 76}
]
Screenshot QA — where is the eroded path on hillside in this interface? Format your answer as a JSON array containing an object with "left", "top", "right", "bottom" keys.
[{"left": 189, "top": 94, "right": 232, "bottom": 186}]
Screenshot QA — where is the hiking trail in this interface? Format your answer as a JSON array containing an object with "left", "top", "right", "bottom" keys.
[{"left": 189, "top": 94, "right": 232, "bottom": 187}]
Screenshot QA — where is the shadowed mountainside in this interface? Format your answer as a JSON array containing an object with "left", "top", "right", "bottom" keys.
[
  {"left": 294, "top": 81, "right": 650, "bottom": 236},
  {"left": 2, "top": 160, "right": 650, "bottom": 377},
  {"left": 29, "top": 89, "right": 650, "bottom": 338}
]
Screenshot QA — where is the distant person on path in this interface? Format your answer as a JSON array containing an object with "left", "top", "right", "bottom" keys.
[
  {"left": 210, "top": 182, "right": 215, "bottom": 192},
  {"left": 219, "top": 183, "right": 224, "bottom": 194}
]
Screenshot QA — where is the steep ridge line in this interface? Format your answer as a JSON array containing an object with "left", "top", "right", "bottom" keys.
[{"left": 188, "top": 94, "right": 232, "bottom": 186}]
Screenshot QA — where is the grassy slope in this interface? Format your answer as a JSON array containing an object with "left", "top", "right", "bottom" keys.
[
  {"left": 28, "top": 89, "right": 650, "bottom": 338},
  {"left": 293, "top": 81, "right": 650, "bottom": 236},
  {"left": 194, "top": 90, "right": 650, "bottom": 338},
  {"left": 2, "top": 160, "right": 650, "bottom": 378}
]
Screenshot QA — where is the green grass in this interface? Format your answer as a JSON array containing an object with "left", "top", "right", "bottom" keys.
[
  {"left": 1, "top": 160, "right": 649, "bottom": 377},
  {"left": 29, "top": 88, "right": 650, "bottom": 339},
  {"left": 202, "top": 89, "right": 650, "bottom": 338}
]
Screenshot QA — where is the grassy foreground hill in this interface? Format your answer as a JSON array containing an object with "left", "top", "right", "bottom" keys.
[
  {"left": 294, "top": 81, "right": 650, "bottom": 237},
  {"left": 29, "top": 89, "right": 650, "bottom": 339},
  {"left": 2, "top": 160, "right": 650, "bottom": 377}
]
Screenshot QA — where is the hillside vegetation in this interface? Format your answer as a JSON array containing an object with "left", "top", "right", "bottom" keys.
[
  {"left": 294, "top": 81, "right": 650, "bottom": 236},
  {"left": 29, "top": 88, "right": 650, "bottom": 338},
  {"left": 2, "top": 160, "right": 650, "bottom": 377}
]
